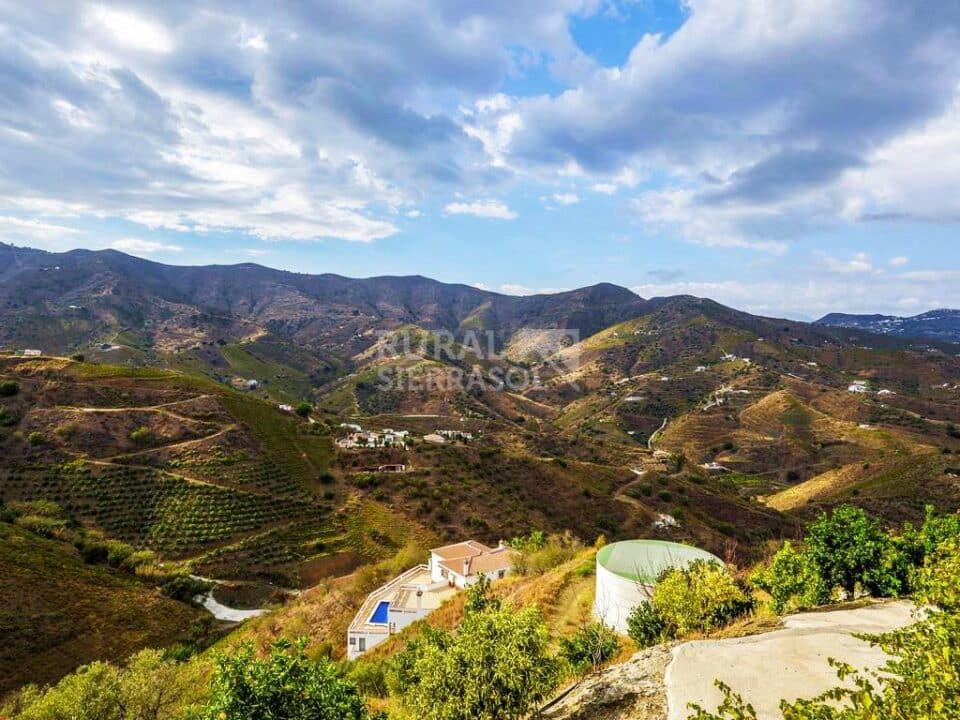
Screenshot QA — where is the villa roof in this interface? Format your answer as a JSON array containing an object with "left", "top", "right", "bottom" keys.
[{"left": 430, "top": 540, "right": 492, "bottom": 560}]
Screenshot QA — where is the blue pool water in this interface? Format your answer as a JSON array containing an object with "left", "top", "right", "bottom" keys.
[{"left": 369, "top": 601, "right": 390, "bottom": 624}]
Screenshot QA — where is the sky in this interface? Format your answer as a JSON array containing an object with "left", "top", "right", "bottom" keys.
[{"left": 1, "top": 1, "right": 959, "bottom": 320}]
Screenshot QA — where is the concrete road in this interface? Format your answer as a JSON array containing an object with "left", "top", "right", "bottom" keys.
[{"left": 665, "top": 601, "right": 916, "bottom": 720}]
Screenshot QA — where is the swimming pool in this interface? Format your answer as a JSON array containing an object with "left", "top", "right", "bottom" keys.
[{"left": 369, "top": 601, "right": 390, "bottom": 624}]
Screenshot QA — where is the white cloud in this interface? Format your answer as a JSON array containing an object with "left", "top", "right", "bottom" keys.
[
  {"left": 86, "top": 5, "right": 173, "bottom": 54},
  {"left": 406, "top": 209, "right": 422, "bottom": 218},
  {"left": 590, "top": 183, "right": 617, "bottom": 194},
  {"left": 815, "top": 251, "right": 875, "bottom": 274},
  {"left": 552, "top": 192, "right": 579, "bottom": 205},
  {"left": 110, "top": 238, "right": 183, "bottom": 254},
  {"left": 889, "top": 256, "right": 909, "bottom": 267},
  {"left": 498, "top": 283, "right": 568, "bottom": 296},
  {"left": 0, "top": 215, "right": 81, "bottom": 243},
  {"left": 443, "top": 200, "right": 517, "bottom": 219}
]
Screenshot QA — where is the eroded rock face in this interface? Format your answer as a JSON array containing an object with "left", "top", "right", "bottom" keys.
[{"left": 541, "top": 645, "right": 672, "bottom": 720}]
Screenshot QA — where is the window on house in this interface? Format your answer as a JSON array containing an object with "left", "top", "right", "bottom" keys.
[
  {"left": 498, "top": 570, "right": 505, "bottom": 579},
  {"left": 440, "top": 568, "right": 448, "bottom": 579},
  {"left": 358, "top": 638, "right": 366, "bottom": 652},
  {"left": 349, "top": 636, "right": 356, "bottom": 645}
]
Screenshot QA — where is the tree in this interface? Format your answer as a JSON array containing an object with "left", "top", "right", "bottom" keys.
[
  {"left": 295, "top": 402, "right": 312, "bottom": 418},
  {"left": 6, "top": 650, "right": 199, "bottom": 720},
  {"left": 391, "top": 602, "right": 561, "bottom": 720},
  {"left": 805, "top": 505, "right": 902, "bottom": 598},
  {"left": 652, "top": 561, "right": 751, "bottom": 636},
  {"left": 0, "top": 379, "right": 19, "bottom": 396},
  {"left": 196, "top": 638, "right": 373, "bottom": 720}
]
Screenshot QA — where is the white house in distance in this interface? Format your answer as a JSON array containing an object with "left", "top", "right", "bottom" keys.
[
  {"left": 848, "top": 380, "right": 870, "bottom": 394},
  {"left": 346, "top": 540, "right": 516, "bottom": 659}
]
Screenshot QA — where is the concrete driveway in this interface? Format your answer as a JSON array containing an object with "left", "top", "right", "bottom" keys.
[{"left": 665, "top": 601, "right": 916, "bottom": 720}]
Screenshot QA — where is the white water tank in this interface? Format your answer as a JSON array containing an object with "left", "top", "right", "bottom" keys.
[{"left": 594, "top": 540, "right": 722, "bottom": 633}]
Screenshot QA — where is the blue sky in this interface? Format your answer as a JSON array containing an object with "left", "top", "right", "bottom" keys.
[{"left": 1, "top": 1, "right": 959, "bottom": 320}]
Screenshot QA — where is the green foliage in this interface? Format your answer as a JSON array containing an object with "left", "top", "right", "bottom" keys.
[
  {"left": 509, "top": 531, "right": 581, "bottom": 575},
  {"left": 0, "top": 404, "right": 18, "bottom": 426},
  {"left": 390, "top": 601, "right": 561, "bottom": 720},
  {"left": 750, "top": 541, "right": 827, "bottom": 613},
  {"left": 160, "top": 574, "right": 213, "bottom": 602},
  {"left": 626, "top": 601, "right": 673, "bottom": 649},
  {"left": 27, "top": 431, "right": 45, "bottom": 446},
  {"left": 0, "top": 379, "right": 19, "bottom": 396},
  {"left": 295, "top": 402, "right": 313, "bottom": 418},
  {"left": 806, "top": 505, "right": 903, "bottom": 598},
  {"left": 652, "top": 561, "right": 751, "bottom": 636},
  {"left": 5, "top": 649, "right": 198, "bottom": 720},
  {"left": 196, "top": 638, "right": 373, "bottom": 720},
  {"left": 559, "top": 622, "right": 621, "bottom": 675},
  {"left": 129, "top": 426, "right": 155, "bottom": 445}
]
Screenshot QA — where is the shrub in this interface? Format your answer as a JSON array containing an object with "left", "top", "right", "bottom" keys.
[
  {"left": 559, "top": 622, "right": 621, "bottom": 675},
  {"left": 160, "top": 574, "right": 213, "bottom": 602},
  {"left": 625, "top": 601, "right": 673, "bottom": 648},
  {"left": 750, "top": 541, "right": 828, "bottom": 613},
  {"left": 196, "top": 638, "right": 372, "bottom": 720},
  {"left": 295, "top": 402, "right": 312, "bottom": 417},
  {"left": 0, "top": 405, "right": 17, "bottom": 426},
  {"left": 27, "top": 431, "right": 45, "bottom": 446},
  {"left": 128, "top": 426, "right": 154, "bottom": 445},
  {"left": 0, "top": 379, "right": 19, "bottom": 396},
  {"left": 652, "top": 561, "right": 751, "bottom": 636}
]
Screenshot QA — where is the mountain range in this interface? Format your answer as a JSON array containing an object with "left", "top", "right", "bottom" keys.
[{"left": 816, "top": 309, "right": 960, "bottom": 343}]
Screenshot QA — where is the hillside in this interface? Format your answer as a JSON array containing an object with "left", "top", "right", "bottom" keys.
[{"left": 0, "top": 521, "right": 203, "bottom": 695}]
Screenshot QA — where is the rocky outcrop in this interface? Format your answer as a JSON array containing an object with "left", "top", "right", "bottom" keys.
[{"left": 540, "top": 645, "right": 672, "bottom": 720}]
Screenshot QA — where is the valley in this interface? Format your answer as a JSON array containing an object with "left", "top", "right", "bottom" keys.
[{"left": 1, "top": 248, "right": 959, "bottom": 715}]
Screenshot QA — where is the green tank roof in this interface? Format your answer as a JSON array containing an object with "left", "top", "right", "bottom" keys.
[{"left": 596, "top": 540, "right": 722, "bottom": 583}]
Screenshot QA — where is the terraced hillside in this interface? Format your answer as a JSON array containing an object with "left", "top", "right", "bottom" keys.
[{"left": 0, "top": 356, "right": 402, "bottom": 588}]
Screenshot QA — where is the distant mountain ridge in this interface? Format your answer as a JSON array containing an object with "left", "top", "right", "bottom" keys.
[
  {"left": 0, "top": 243, "right": 647, "bottom": 353},
  {"left": 816, "top": 309, "right": 960, "bottom": 343}
]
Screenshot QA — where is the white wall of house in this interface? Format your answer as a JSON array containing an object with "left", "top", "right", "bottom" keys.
[{"left": 346, "top": 629, "right": 388, "bottom": 661}]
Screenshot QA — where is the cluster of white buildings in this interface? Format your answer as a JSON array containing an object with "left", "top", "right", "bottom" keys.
[
  {"left": 336, "top": 425, "right": 409, "bottom": 448},
  {"left": 347, "top": 540, "right": 515, "bottom": 659}
]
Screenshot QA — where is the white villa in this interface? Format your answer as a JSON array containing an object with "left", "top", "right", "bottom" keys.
[
  {"left": 428, "top": 540, "right": 515, "bottom": 588},
  {"left": 848, "top": 381, "right": 870, "bottom": 394},
  {"left": 346, "top": 540, "right": 516, "bottom": 659}
]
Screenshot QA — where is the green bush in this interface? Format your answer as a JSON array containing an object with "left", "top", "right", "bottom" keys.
[
  {"left": 295, "top": 402, "right": 313, "bottom": 418},
  {"left": 559, "top": 622, "right": 621, "bottom": 675},
  {"left": 0, "top": 405, "right": 17, "bottom": 426},
  {"left": 0, "top": 379, "right": 19, "bottom": 396},
  {"left": 160, "top": 574, "right": 213, "bottom": 602},
  {"left": 128, "top": 426, "right": 154, "bottom": 445},
  {"left": 625, "top": 601, "right": 673, "bottom": 648},
  {"left": 27, "top": 431, "right": 45, "bottom": 446},
  {"left": 196, "top": 638, "right": 372, "bottom": 720},
  {"left": 652, "top": 561, "right": 751, "bottom": 636},
  {"left": 750, "top": 541, "right": 827, "bottom": 613}
]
